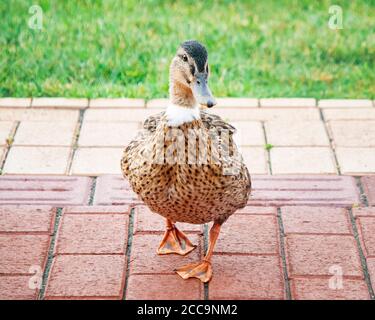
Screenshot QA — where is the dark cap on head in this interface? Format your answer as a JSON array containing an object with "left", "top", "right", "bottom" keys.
[{"left": 180, "top": 40, "right": 208, "bottom": 73}]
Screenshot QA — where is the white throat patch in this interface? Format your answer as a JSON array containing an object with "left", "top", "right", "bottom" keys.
[{"left": 166, "top": 103, "right": 200, "bottom": 127}]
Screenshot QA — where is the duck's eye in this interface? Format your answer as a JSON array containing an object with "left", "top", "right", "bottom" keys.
[{"left": 182, "top": 55, "right": 188, "bottom": 62}]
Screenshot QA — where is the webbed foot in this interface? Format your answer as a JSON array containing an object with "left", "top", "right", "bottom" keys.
[
  {"left": 157, "top": 225, "right": 196, "bottom": 256},
  {"left": 175, "top": 260, "right": 212, "bottom": 283}
]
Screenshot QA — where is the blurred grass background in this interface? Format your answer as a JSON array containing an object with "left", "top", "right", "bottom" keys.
[{"left": 0, "top": 0, "right": 374, "bottom": 98}]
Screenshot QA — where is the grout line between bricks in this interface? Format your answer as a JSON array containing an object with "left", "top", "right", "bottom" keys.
[
  {"left": 347, "top": 208, "right": 375, "bottom": 299},
  {"left": 66, "top": 108, "right": 86, "bottom": 174},
  {"left": 319, "top": 109, "right": 341, "bottom": 175},
  {"left": 355, "top": 177, "right": 369, "bottom": 207},
  {"left": 88, "top": 176, "right": 97, "bottom": 205},
  {"left": 261, "top": 121, "right": 273, "bottom": 175},
  {"left": 276, "top": 208, "right": 292, "bottom": 300},
  {"left": 203, "top": 223, "right": 209, "bottom": 300},
  {"left": 123, "top": 207, "right": 135, "bottom": 300},
  {"left": 0, "top": 121, "right": 20, "bottom": 174},
  {"left": 38, "top": 207, "right": 63, "bottom": 300}
]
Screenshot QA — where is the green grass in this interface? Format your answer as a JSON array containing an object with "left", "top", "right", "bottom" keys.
[{"left": 1, "top": 0, "right": 374, "bottom": 98}]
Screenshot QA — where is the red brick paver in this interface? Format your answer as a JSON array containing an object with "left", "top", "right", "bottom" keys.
[
  {"left": 361, "top": 176, "right": 375, "bottom": 206},
  {"left": 290, "top": 278, "right": 370, "bottom": 300},
  {"left": 281, "top": 206, "right": 372, "bottom": 300},
  {"left": 235, "top": 206, "right": 277, "bottom": 215},
  {"left": 285, "top": 234, "right": 362, "bottom": 278},
  {"left": 0, "top": 234, "right": 50, "bottom": 274},
  {"left": 208, "top": 208, "right": 284, "bottom": 299},
  {"left": 0, "top": 206, "right": 56, "bottom": 233},
  {"left": 43, "top": 206, "right": 130, "bottom": 299},
  {"left": 54, "top": 211, "right": 128, "bottom": 254},
  {"left": 126, "top": 275, "right": 203, "bottom": 300},
  {"left": 250, "top": 175, "right": 359, "bottom": 207},
  {"left": 0, "top": 207, "right": 55, "bottom": 275},
  {"left": 356, "top": 216, "right": 375, "bottom": 258},
  {"left": 93, "top": 175, "right": 141, "bottom": 205},
  {"left": 0, "top": 206, "right": 56, "bottom": 299},
  {"left": 0, "top": 276, "right": 39, "bottom": 300},
  {"left": 215, "top": 214, "right": 279, "bottom": 254},
  {"left": 352, "top": 207, "right": 375, "bottom": 218},
  {"left": 281, "top": 207, "right": 352, "bottom": 235},
  {"left": 366, "top": 259, "right": 375, "bottom": 291},
  {"left": 209, "top": 255, "right": 285, "bottom": 299},
  {"left": 0, "top": 175, "right": 92, "bottom": 205},
  {"left": 45, "top": 254, "right": 126, "bottom": 299}
]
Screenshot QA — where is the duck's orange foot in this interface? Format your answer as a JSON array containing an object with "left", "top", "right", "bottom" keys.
[
  {"left": 157, "top": 226, "right": 196, "bottom": 256},
  {"left": 175, "top": 261, "right": 212, "bottom": 283}
]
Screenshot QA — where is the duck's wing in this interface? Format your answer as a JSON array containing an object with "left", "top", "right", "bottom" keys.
[
  {"left": 122, "top": 111, "right": 165, "bottom": 178},
  {"left": 124, "top": 111, "right": 165, "bottom": 153},
  {"left": 200, "top": 110, "right": 251, "bottom": 208}
]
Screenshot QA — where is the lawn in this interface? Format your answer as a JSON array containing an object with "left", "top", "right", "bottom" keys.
[{"left": 0, "top": 0, "right": 374, "bottom": 99}]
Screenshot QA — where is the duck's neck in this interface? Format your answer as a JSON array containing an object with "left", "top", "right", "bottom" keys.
[
  {"left": 169, "top": 80, "right": 196, "bottom": 108},
  {"left": 166, "top": 80, "right": 200, "bottom": 127}
]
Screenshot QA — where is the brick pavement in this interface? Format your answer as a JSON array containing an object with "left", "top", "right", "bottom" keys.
[{"left": 0, "top": 97, "right": 374, "bottom": 300}]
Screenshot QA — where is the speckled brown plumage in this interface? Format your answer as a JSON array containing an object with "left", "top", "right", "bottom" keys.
[{"left": 121, "top": 110, "right": 251, "bottom": 225}]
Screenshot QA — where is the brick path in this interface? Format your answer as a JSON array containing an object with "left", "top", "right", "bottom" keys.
[{"left": 0, "top": 97, "right": 375, "bottom": 300}]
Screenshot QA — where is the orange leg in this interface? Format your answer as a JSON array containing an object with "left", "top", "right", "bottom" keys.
[
  {"left": 175, "top": 222, "right": 221, "bottom": 283},
  {"left": 157, "top": 219, "right": 196, "bottom": 256}
]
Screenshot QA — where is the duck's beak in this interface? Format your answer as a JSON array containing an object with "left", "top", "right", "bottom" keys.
[{"left": 191, "top": 73, "right": 217, "bottom": 108}]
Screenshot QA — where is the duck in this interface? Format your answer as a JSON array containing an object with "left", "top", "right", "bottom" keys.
[{"left": 121, "top": 40, "right": 251, "bottom": 283}]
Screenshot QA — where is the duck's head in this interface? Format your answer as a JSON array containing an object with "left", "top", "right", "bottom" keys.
[{"left": 169, "top": 40, "right": 216, "bottom": 108}]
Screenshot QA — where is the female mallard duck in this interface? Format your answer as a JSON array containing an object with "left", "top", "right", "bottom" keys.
[{"left": 121, "top": 40, "right": 251, "bottom": 282}]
